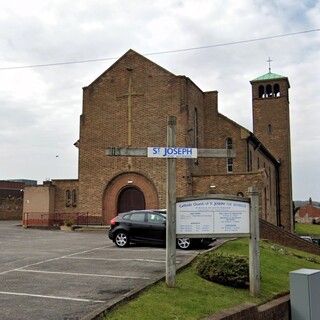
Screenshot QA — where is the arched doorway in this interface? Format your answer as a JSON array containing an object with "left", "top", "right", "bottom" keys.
[
  {"left": 103, "top": 172, "right": 159, "bottom": 224},
  {"left": 117, "top": 187, "right": 145, "bottom": 213}
]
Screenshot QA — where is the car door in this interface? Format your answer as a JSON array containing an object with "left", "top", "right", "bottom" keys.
[
  {"left": 145, "top": 212, "right": 166, "bottom": 244},
  {"left": 128, "top": 212, "right": 148, "bottom": 241}
]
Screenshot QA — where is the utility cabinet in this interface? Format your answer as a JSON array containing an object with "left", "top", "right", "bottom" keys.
[{"left": 290, "top": 269, "right": 320, "bottom": 320}]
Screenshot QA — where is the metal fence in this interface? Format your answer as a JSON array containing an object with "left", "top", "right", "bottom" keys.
[{"left": 23, "top": 212, "right": 103, "bottom": 227}]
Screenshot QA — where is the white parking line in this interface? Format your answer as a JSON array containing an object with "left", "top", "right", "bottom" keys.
[
  {"left": 98, "top": 247, "right": 166, "bottom": 252},
  {"left": 0, "top": 291, "right": 105, "bottom": 303},
  {"left": 99, "top": 247, "right": 197, "bottom": 255},
  {"left": 65, "top": 256, "right": 166, "bottom": 263},
  {"left": 16, "top": 269, "right": 150, "bottom": 280},
  {"left": 65, "top": 245, "right": 114, "bottom": 257},
  {"left": 0, "top": 245, "right": 113, "bottom": 275}
]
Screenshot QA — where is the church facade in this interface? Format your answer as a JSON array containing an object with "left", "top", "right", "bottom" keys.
[{"left": 23, "top": 50, "right": 293, "bottom": 231}]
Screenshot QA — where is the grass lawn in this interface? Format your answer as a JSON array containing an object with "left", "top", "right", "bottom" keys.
[
  {"left": 295, "top": 222, "right": 320, "bottom": 236},
  {"left": 104, "top": 237, "right": 320, "bottom": 320}
]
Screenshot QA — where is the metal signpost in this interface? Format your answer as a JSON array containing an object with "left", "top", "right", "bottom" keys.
[{"left": 106, "top": 115, "right": 260, "bottom": 296}]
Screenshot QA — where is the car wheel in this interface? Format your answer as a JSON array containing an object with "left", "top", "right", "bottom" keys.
[
  {"left": 177, "top": 238, "right": 192, "bottom": 250},
  {"left": 114, "top": 231, "right": 129, "bottom": 247}
]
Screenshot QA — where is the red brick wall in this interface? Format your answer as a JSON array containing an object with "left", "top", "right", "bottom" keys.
[
  {"left": 78, "top": 50, "right": 181, "bottom": 216},
  {"left": 103, "top": 172, "right": 159, "bottom": 223},
  {"left": 0, "top": 181, "right": 25, "bottom": 190},
  {"left": 202, "top": 295, "right": 290, "bottom": 320},
  {"left": 64, "top": 50, "right": 291, "bottom": 229},
  {"left": 252, "top": 78, "right": 293, "bottom": 231},
  {"left": 0, "top": 197, "right": 23, "bottom": 220},
  {"left": 260, "top": 219, "right": 320, "bottom": 255},
  {"left": 192, "top": 170, "right": 278, "bottom": 225},
  {"left": 0, "top": 181, "right": 24, "bottom": 220},
  {"left": 51, "top": 179, "right": 79, "bottom": 213}
]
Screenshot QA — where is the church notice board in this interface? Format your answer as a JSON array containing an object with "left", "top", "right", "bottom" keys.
[{"left": 176, "top": 196, "right": 250, "bottom": 238}]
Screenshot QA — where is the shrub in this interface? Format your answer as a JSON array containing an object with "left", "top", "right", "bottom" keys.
[
  {"left": 64, "top": 219, "right": 74, "bottom": 227},
  {"left": 196, "top": 253, "right": 249, "bottom": 288}
]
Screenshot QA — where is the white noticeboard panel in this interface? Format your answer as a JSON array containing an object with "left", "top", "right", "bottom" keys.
[{"left": 176, "top": 199, "right": 250, "bottom": 236}]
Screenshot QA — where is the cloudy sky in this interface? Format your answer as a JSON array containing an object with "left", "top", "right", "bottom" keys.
[{"left": 0, "top": 0, "right": 319, "bottom": 201}]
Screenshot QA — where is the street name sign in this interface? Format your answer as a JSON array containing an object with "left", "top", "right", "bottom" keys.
[
  {"left": 147, "top": 147, "right": 197, "bottom": 158},
  {"left": 106, "top": 147, "right": 235, "bottom": 158}
]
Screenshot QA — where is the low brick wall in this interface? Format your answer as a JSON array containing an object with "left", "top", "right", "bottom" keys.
[
  {"left": 257, "top": 295, "right": 290, "bottom": 320},
  {"left": 260, "top": 219, "right": 320, "bottom": 255},
  {"left": 0, "top": 197, "right": 23, "bottom": 220},
  {"left": 202, "top": 295, "right": 290, "bottom": 320},
  {"left": 201, "top": 302, "right": 257, "bottom": 320}
]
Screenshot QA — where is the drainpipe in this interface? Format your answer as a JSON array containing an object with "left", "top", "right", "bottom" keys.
[{"left": 276, "top": 164, "right": 281, "bottom": 227}]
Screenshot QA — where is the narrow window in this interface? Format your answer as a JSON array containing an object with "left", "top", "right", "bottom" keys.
[
  {"left": 257, "top": 157, "right": 260, "bottom": 169},
  {"left": 258, "top": 85, "right": 265, "bottom": 98},
  {"left": 268, "top": 124, "right": 272, "bottom": 133},
  {"left": 72, "top": 190, "right": 77, "bottom": 207},
  {"left": 226, "top": 137, "right": 232, "bottom": 150},
  {"left": 266, "top": 84, "right": 272, "bottom": 97},
  {"left": 269, "top": 167, "right": 272, "bottom": 205},
  {"left": 274, "top": 83, "right": 280, "bottom": 97},
  {"left": 227, "top": 158, "right": 233, "bottom": 172},
  {"left": 226, "top": 138, "right": 233, "bottom": 172},
  {"left": 66, "top": 190, "right": 71, "bottom": 207}
]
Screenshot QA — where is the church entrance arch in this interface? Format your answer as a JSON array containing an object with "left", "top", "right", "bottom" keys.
[
  {"left": 103, "top": 172, "right": 159, "bottom": 224},
  {"left": 117, "top": 187, "right": 145, "bottom": 213}
]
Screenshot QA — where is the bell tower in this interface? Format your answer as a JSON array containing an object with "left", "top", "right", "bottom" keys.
[{"left": 250, "top": 68, "right": 293, "bottom": 232}]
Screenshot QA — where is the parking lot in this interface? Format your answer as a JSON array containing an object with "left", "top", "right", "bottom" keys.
[{"left": 0, "top": 221, "right": 212, "bottom": 320}]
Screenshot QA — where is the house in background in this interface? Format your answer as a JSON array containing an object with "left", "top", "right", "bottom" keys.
[
  {"left": 295, "top": 198, "right": 320, "bottom": 224},
  {"left": 0, "top": 180, "right": 36, "bottom": 220}
]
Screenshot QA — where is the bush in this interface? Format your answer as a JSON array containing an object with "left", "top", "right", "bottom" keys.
[
  {"left": 196, "top": 253, "right": 249, "bottom": 288},
  {"left": 64, "top": 219, "right": 74, "bottom": 227}
]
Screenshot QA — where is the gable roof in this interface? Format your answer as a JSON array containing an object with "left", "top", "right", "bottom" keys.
[{"left": 85, "top": 49, "right": 175, "bottom": 88}]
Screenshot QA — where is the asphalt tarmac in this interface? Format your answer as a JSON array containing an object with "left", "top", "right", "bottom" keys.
[{"left": 0, "top": 221, "right": 216, "bottom": 320}]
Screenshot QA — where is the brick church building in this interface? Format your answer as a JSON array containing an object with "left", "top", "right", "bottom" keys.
[{"left": 23, "top": 49, "right": 293, "bottom": 231}]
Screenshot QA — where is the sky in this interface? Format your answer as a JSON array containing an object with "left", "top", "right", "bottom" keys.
[{"left": 0, "top": 0, "right": 319, "bottom": 201}]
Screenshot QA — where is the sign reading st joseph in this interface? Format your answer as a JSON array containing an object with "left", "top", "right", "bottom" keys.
[{"left": 147, "top": 147, "right": 197, "bottom": 158}]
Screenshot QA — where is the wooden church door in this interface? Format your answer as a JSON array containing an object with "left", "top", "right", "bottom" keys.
[{"left": 117, "top": 187, "right": 145, "bottom": 214}]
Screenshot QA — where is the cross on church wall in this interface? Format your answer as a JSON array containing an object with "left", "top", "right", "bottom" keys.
[{"left": 117, "top": 69, "right": 144, "bottom": 147}]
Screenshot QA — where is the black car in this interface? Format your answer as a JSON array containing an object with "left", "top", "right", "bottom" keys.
[{"left": 108, "top": 210, "right": 215, "bottom": 250}]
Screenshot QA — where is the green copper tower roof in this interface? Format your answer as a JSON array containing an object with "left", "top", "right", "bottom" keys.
[{"left": 251, "top": 72, "right": 287, "bottom": 81}]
